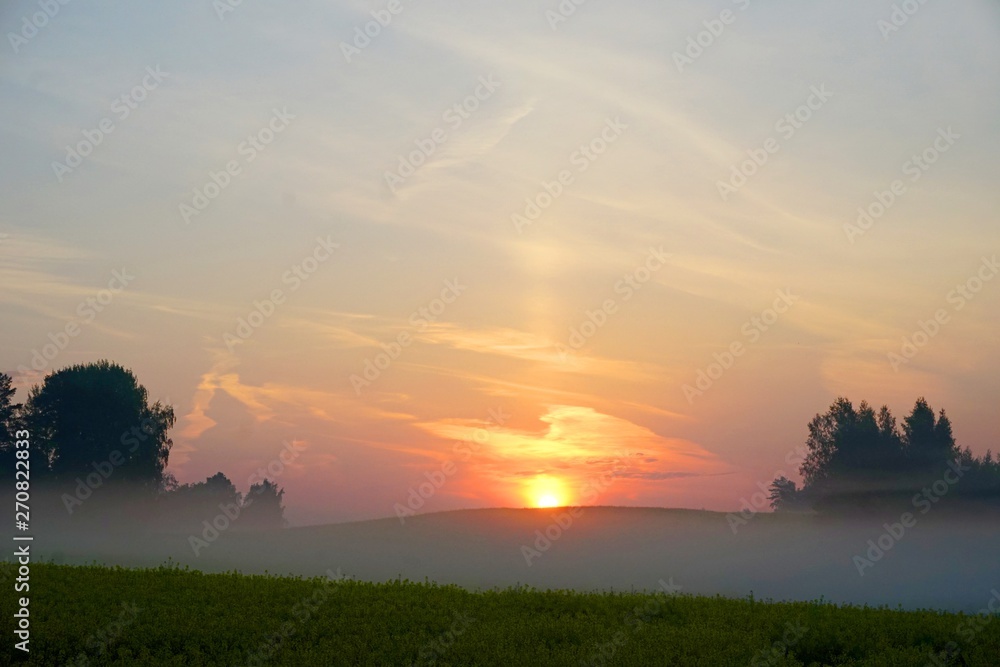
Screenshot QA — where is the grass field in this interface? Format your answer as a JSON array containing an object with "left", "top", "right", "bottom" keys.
[{"left": 2, "top": 563, "right": 998, "bottom": 666}]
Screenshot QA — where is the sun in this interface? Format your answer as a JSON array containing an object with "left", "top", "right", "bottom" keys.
[
  {"left": 525, "top": 475, "right": 568, "bottom": 508},
  {"left": 536, "top": 493, "right": 560, "bottom": 508}
]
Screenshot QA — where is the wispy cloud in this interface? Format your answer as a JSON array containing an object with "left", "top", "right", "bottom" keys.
[{"left": 417, "top": 404, "right": 730, "bottom": 504}]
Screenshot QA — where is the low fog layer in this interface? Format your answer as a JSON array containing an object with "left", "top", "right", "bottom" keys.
[{"left": 19, "top": 506, "right": 1000, "bottom": 613}]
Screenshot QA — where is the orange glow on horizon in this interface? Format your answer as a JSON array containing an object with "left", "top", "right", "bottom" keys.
[{"left": 415, "top": 404, "right": 731, "bottom": 513}]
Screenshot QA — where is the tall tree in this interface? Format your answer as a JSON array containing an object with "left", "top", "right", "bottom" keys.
[
  {"left": 875, "top": 405, "right": 903, "bottom": 464},
  {"left": 195, "top": 472, "right": 242, "bottom": 506},
  {"left": 768, "top": 476, "right": 799, "bottom": 511},
  {"left": 0, "top": 373, "right": 24, "bottom": 479},
  {"left": 0, "top": 372, "right": 20, "bottom": 444},
  {"left": 902, "top": 397, "right": 956, "bottom": 472},
  {"left": 800, "top": 397, "right": 858, "bottom": 487},
  {"left": 240, "top": 479, "right": 286, "bottom": 530},
  {"left": 23, "top": 360, "right": 174, "bottom": 492},
  {"left": 157, "top": 472, "right": 242, "bottom": 531}
]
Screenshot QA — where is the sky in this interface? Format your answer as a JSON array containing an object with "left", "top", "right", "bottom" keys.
[{"left": 1, "top": 0, "right": 998, "bottom": 525}]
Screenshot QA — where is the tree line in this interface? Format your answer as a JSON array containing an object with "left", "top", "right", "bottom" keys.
[
  {"left": 0, "top": 360, "right": 286, "bottom": 531},
  {"left": 769, "top": 396, "right": 1000, "bottom": 512}
]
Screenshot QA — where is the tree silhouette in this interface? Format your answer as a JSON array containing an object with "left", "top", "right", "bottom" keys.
[
  {"left": 5, "top": 360, "right": 294, "bottom": 531},
  {"left": 0, "top": 373, "right": 24, "bottom": 479},
  {"left": 159, "top": 472, "right": 243, "bottom": 530},
  {"left": 191, "top": 472, "right": 242, "bottom": 506},
  {"left": 23, "top": 360, "right": 174, "bottom": 493},
  {"left": 240, "top": 479, "right": 286, "bottom": 529},
  {"left": 902, "top": 397, "right": 956, "bottom": 474},
  {"left": 778, "top": 396, "right": 997, "bottom": 513},
  {"left": 768, "top": 476, "right": 799, "bottom": 511},
  {"left": 874, "top": 406, "right": 904, "bottom": 468},
  {"left": 0, "top": 373, "right": 20, "bottom": 443},
  {"left": 800, "top": 397, "right": 853, "bottom": 488},
  {"left": 799, "top": 398, "right": 902, "bottom": 507}
]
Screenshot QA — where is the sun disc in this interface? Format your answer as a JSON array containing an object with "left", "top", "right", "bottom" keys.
[{"left": 536, "top": 493, "right": 559, "bottom": 508}]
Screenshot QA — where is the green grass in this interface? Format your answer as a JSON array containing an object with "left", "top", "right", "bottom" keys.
[{"left": 2, "top": 563, "right": 997, "bottom": 666}]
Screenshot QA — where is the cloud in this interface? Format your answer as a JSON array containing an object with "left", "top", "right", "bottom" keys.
[
  {"left": 613, "top": 470, "right": 733, "bottom": 481},
  {"left": 175, "top": 350, "right": 416, "bottom": 454},
  {"left": 416, "top": 404, "right": 730, "bottom": 505},
  {"left": 392, "top": 97, "right": 538, "bottom": 198}
]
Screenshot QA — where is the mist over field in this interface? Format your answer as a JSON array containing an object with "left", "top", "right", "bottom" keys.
[{"left": 15, "top": 505, "right": 998, "bottom": 614}]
